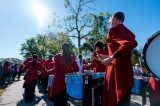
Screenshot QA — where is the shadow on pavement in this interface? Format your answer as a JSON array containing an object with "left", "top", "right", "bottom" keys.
[
  {"left": 16, "top": 92, "right": 54, "bottom": 106},
  {"left": 16, "top": 95, "right": 41, "bottom": 106},
  {"left": 67, "top": 97, "right": 82, "bottom": 106},
  {"left": 41, "top": 93, "right": 54, "bottom": 106},
  {"left": 130, "top": 101, "right": 142, "bottom": 106}
]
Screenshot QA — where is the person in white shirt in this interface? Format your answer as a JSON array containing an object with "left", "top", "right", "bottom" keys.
[
  {"left": 133, "top": 63, "right": 143, "bottom": 76},
  {"left": 76, "top": 54, "right": 84, "bottom": 73}
]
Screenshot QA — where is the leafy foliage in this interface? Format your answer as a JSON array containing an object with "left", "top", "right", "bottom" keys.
[
  {"left": 20, "top": 33, "right": 75, "bottom": 59},
  {"left": 81, "top": 12, "right": 111, "bottom": 56},
  {"left": 132, "top": 48, "right": 142, "bottom": 65}
]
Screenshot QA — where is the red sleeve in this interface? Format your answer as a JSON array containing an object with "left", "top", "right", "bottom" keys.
[
  {"left": 52, "top": 56, "right": 59, "bottom": 75},
  {"left": 39, "top": 62, "right": 45, "bottom": 71},
  {"left": 149, "top": 76, "right": 156, "bottom": 91},
  {"left": 44, "top": 60, "right": 48, "bottom": 69},
  {"left": 49, "top": 62, "right": 54, "bottom": 69},
  {"left": 24, "top": 63, "right": 29, "bottom": 71},
  {"left": 71, "top": 56, "right": 79, "bottom": 72},
  {"left": 87, "top": 60, "right": 95, "bottom": 69},
  {"left": 38, "top": 58, "right": 43, "bottom": 64},
  {"left": 23, "top": 57, "right": 32, "bottom": 65},
  {"left": 23, "top": 63, "right": 30, "bottom": 79},
  {"left": 109, "top": 26, "right": 138, "bottom": 54},
  {"left": 86, "top": 52, "right": 96, "bottom": 69}
]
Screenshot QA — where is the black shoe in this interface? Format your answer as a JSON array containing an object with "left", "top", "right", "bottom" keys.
[
  {"left": 25, "top": 98, "right": 33, "bottom": 103},
  {"left": 25, "top": 100, "right": 32, "bottom": 103},
  {"left": 44, "top": 90, "right": 49, "bottom": 93}
]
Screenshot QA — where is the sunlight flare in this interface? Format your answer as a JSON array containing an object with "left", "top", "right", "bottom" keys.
[{"left": 29, "top": 1, "right": 50, "bottom": 29}]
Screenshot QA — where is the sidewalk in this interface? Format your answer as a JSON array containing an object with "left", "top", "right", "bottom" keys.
[
  {"left": 0, "top": 77, "right": 150, "bottom": 106},
  {"left": 0, "top": 77, "right": 53, "bottom": 106}
]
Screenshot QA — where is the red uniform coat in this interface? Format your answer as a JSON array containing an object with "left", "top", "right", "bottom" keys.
[
  {"left": 48, "top": 62, "right": 54, "bottom": 74},
  {"left": 49, "top": 53, "right": 79, "bottom": 96},
  {"left": 103, "top": 24, "right": 137, "bottom": 106},
  {"left": 3, "top": 66, "right": 10, "bottom": 74},
  {"left": 24, "top": 61, "right": 44, "bottom": 85},
  {"left": 23, "top": 56, "right": 43, "bottom": 66},
  {"left": 41, "top": 59, "right": 53, "bottom": 79},
  {"left": 87, "top": 49, "right": 108, "bottom": 72}
]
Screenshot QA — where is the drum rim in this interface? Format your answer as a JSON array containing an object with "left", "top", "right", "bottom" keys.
[
  {"left": 65, "top": 73, "right": 85, "bottom": 76},
  {"left": 142, "top": 30, "right": 160, "bottom": 78}
]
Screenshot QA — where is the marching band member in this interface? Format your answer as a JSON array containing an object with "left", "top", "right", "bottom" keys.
[
  {"left": 23, "top": 52, "right": 43, "bottom": 85},
  {"left": 48, "top": 42, "right": 79, "bottom": 106},
  {"left": 83, "top": 41, "right": 108, "bottom": 106},
  {"left": 76, "top": 54, "right": 86, "bottom": 73},
  {"left": 41, "top": 54, "right": 54, "bottom": 92},
  {"left": 23, "top": 54, "right": 44, "bottom": 103},
  {"left": 23, "top": 52, "right": 43, "bottom": 66},
  {"left": 83, "top": 41, "right": 108, "bottom": 73},
  {"left": 100, "top": 12, "right": 137, "bottom": 106}
]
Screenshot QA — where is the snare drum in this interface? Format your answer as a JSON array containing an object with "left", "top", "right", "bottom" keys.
[
  {"left": 65, "top": 73, "right": 84, "bottom": 100},
  {"left": 84, "top": 70, "right": 94, "bottom": 75},
  {"left": 47, "top": 75, "right": 54, "bottom": 90},
  {"left": 92, "top": 72, "right": 105, "bottom": 86},
  {"left": 92, "top": 72, "right": 105, "bottom": 79}
]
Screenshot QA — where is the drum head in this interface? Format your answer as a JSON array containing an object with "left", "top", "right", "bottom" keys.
[{"left": 142, "top": 30, "right": 160, "bottom": 78}]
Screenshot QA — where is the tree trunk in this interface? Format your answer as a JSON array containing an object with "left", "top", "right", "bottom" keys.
[{"left": 78, "top": 37, "right": 81, "bottom": 54}]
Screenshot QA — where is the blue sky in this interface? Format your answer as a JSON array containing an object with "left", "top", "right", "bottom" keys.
[{"left": 0, "top": 0, "right": 160, "bottom": 59}]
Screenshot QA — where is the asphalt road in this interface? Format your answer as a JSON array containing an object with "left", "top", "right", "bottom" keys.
[{"left": 0, "top": 77, "right": 150, "bottom": 106}]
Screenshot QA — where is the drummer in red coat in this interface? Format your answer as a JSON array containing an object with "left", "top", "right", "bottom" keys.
[
  {"left": 41, "top": 54, "right": 54, "bottom": 92},
  {"left": 83, "top": 41, "right": 108, "bottom": 106},
  {"left": 84, "top": 41, "right": 108, "bottom": 72},
  {"left": 99, "top": 12, "right": 137, "bottom": 106},
  {"left": 48, "top": 42, "right": 79, "bottom": 106},
  {"left": 23, "top": 53, "right": 44, "bottom": 85},
  {"left": 23, "top": 54, "right": 44, "bottom": 103},
  {"left": 23, "top": 52, "right": 43, "bottom": 66}
]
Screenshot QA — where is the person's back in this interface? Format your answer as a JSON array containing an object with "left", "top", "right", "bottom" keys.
[
  {"left": 102, "top": 12, "right": 137, "bottom": 106},
  {"left": 48, "top": 43, "right": 79, "bottom": 106},
  {"left": 51, "top": 53, "right": 79, "bottom": 94}
]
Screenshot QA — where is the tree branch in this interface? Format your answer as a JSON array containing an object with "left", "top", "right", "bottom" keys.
[
  {"left": 67, "top": 27, "right": 77, "bottom": 32},
  {"left": 80, "top": 31, "right": 92, "bottom": 39},
  {"left": 69, "top": 35, "right": 78, "bottom": 38},
  {"left": 80, "top": 0, "right": 94, "bottom": 7}
]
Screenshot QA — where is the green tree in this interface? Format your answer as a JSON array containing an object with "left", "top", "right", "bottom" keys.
[
  {"left": 20, "top": 37, "right": 39, "bottom": 58},
  {"left": 48, "top": 32, "right": 76, "bottom": 53},
  {"left": 20, "top": 33, "right": 75, "bottom": 59},
  {"left": 62, "top": 0, "right": 96, "bottom": 53},
  {"left": 132, "top": 48, "right": 142, "bottom": 65},
  {"left": 81, "top": 12, "right": 111, "bottom": 55}
]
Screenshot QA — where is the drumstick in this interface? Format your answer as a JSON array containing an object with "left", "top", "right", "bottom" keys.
[
  {"left": 93, "top": 57, "right": 103, "bottom": 62},
  {"left": 93, "top": 57, "right": 114, "bottom": 66}
]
